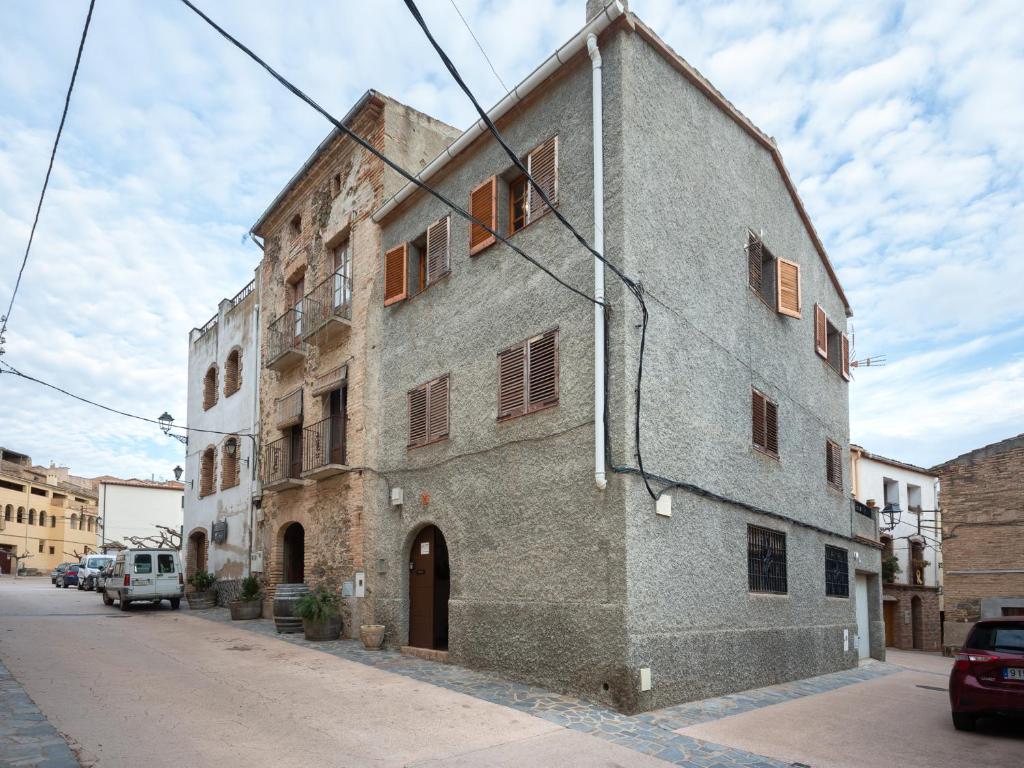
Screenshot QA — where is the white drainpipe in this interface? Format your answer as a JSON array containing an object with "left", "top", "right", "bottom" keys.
[{"left": 588, "top": 33, "right": 607, "bottom": 491}]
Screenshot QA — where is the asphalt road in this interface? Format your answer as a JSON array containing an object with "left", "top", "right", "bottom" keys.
[{"left": 0, "top": 576, "right": 664, "bottom": 768}]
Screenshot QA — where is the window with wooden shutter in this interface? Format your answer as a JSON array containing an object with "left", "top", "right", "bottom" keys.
[
  {"left": 408, "top": 374, "right": 450, "bottom": 448},
  {"left": 425, "top": 216, "right": 450, "bottom": 285},
  {"left": 469, "top": 177, "right": 497, "bottom": 255},
  {"left": 203, "top": 366, "right": 218, "bottom": 410},
  {"left": 224, "top": 349, "right": 241, "bottom": 397},
  {"left": 841, "top": 333, "right": 851, "bottom": 381},
  {"left": 384, "top": 243, "right": 408, "bottom": 306},
  {"left": 776, "top": 258, "right": 801, "bottom": 318},
  {"left": 815, "top": 304, "right": 828, "bottom": 359},
  {"left": 526, "top": 136, "right": 558, "bottom": 223},
  {"left": 497, "top": 329, "right": 559, "bottom": 421},
  {"left": 752, "top": 389, "right": 779, "bottom": 457},
  {"left": 747, "top": 233, "right": 763, "bottom": 292},
  {"left": 746, "top": 231, "right": 776, "bottom": 306},
  {"left": 826, "top": 439, "right": 842, "bottom": 490},
  {"left": 200, "top": 447, "right": 216, "bottom": 498}
]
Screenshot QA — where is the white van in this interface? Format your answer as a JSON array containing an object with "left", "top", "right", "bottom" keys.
[
  {"left": 78, "top": 554, "right": 115, "bottom": 591},
  {"left": 102, "top": 549, "right": 184, "bottom": 610}
]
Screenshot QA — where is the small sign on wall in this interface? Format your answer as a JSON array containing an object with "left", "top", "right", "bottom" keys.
[
  {"left": 420, "top": 542, "right": 430, "bottom": 555},
  {"left": 212, "top": 521, "right": 228, "bottom": 544},
  {"left": 843, "top": 628, "right": 850, "bottom": 652}
]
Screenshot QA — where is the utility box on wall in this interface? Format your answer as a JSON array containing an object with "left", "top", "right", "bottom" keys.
[{"left": 250, "top": 551, "right": 264, "bottom": 573}]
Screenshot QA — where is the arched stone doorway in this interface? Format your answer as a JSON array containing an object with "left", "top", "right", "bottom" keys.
[
  {"left": 911, "top": 595, "right": 923, "bottom": 650},
  {"left": 408, "top": 525, "right": 450, "bottom": 650},
  {"left": 187, "top": 529, "right": 208, "bottom": 583},
  {"left": 282, "top": 522, "right": 305, "bottom": 584}
]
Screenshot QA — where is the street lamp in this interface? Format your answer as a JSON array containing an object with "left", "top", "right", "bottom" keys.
[
  {"left": 173, "top": 465, "right": 183, "bottom": 482},
  {"left": 224, "top": 438, "right": 250, "bottom": 468},
  {"left": 158, "top": 412, "right": 188, "bottom": 445}
]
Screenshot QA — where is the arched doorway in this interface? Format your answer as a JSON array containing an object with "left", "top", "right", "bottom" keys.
[
  {"left": 408, "top": 525, "right": 450, "bottom": 650},
  {"left": 282, "top": 523, "right": 305, "bottom": 584},
  {"left": 187, "top": 529, "right": 208, "bottom": 582},
  {"left": 911, "top": 595, "right": 923, "bottom": 650}
]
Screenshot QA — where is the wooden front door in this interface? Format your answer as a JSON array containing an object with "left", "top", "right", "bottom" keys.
[
  {"left": 329, "top": 388, "right": 346, "bottom": 465},
  {"left": 409, "top": 526, "right": 450, "bottom": 650},
  {"left": 884, "top": 601, "right": 896, "bottom": 647},
  {"left": 0, "top": 548, "right": 12, "bottom": 576}
]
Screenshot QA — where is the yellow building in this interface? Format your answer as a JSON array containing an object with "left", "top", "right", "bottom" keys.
[{"left": 0, "top": 448, "right": 99, "bottom": 575}]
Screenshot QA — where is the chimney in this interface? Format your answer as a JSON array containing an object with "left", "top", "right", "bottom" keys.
[{"left": 587, "top": 1, "right": 625, "bottom": 22}]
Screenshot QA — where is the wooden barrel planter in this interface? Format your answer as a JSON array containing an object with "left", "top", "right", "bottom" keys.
[
  {"left": 273, "top": 583, "right": 309, "bottom": 633},
  {"left": 303, "top": 614, "right": 342, "bottom": 642},
  {"left": 230, "top": 600, "right": 262, "bottom": 620},
  {"left": 186, "top": 590, "right": 216, "bottom": 610}
]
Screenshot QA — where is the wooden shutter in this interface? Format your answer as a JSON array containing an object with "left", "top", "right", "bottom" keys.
[
  {"left": 841, "top": 333, "right": 851, "bottom": 381},
  {"left": 425, "top": 216, "right": 450, "bottom": 285},
  {"left": 384, "top": 244, "right": 408, "bottom": 306},
  {"left": 765, "top": 399, "right": 779, "bottom": 455},
  {"left": 408, "top": 384, "right": 428, "bottom": 447},
  {"left": 747, "top": 233, "right": 763, "bottom": 292},
  {"left": 497, "top": 342, "right": 527, "bottom": 420},
  {"left": 752, "top": 390, "right": 766, "bottom": 450},
  {"left": 526, "top": 136, "right": 558, "bottom": 223},
  {"left": 469, "top": 177, "right": 497, "bottom": 255},
  {"left": 814, "top": 304, "right": 828, "bottom": 358},
  {"left": 527, "top": 329, "right": 559, "bottom": 411},
  {"left": 826, "top": 440, "right": 843, "bottom": 489},
  {"left": 427, "top": 375, "right": 450, "bottom": 442},
  {"left": 776, "top": 258, "right": 801, "bottom": 318}
]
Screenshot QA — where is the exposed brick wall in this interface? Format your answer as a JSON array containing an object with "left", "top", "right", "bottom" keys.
[
  {"left": 936, "top": 435, "right": 1024, "bottom": 632},
  {"left": 884, "top": 584, "right": 941, "bottom": 651}
]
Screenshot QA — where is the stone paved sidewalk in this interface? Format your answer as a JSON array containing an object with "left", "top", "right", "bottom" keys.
[
  {"left": 193, "top": 607, "right": 899, "bottom": 767},
  {"left": 0, "top": 658, "right": 79, "bottom": 768}
]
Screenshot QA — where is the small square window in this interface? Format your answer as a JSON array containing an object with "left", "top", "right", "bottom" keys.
[
  {"left": 825, "top": 545, "right": 849, "bottom": 597},
  {"left": 748, "top": 525, "right": 787, "bottom": 594}
]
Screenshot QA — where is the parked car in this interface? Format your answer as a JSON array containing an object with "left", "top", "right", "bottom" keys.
[
  {"left": 102, "top": 549, "right": 184, "bottom": 611},
  {"left": 950, "top": 618, "right": 1024, "bottom": 730},
  {"left": 95, "top": 564, "right": 113, "bottom": 592},
  {"left": 57, "top": 564, "right": 81, "bottom": 588},
  {"left": 51, "top": 562, "right": 75, "bottom": 585},
  {"left": 78, "top": 554, "right": 115, "bottom": 591}
]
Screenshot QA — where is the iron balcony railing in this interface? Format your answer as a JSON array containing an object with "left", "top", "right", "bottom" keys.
[
  {"left": 301, "top": 269, "right": 352, "bottom": 337},
  {"left": 230, "top": 279, "right": 255, "bottom": 307},
  {"left": 261, "top": 436, "right": 300, "bottom": 486},
  {"left": 267, "top": 307, "right": 305, "bottom": 364},
  {"left": 302, "top": 416, "right": 347, "bottom": 473}
]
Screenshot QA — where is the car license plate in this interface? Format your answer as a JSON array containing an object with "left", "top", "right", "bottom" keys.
[
  {"left": 1004, "top": 667, "right": 1024, "bottom": 681},
  {"left": 135, "top": 578, "right": 152, "bottom": 586}
]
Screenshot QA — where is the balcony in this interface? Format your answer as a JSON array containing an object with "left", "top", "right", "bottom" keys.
[
  {"left": 301, "top": 416, "right": 348, "bottom": 480},
  {"left": 301, "top": 270, "right": 352, "bottom": 344},
  {"left": 261, "top": 436, "right": 304, "bottom": 492},
  {"left": 266, "top": 308, "right": 307, "bottom": 371}
]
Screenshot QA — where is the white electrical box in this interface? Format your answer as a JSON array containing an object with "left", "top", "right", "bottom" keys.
[
  {"left": 639, "top": 667, "right": 652, "bottom": 692},
  {"left": 354, "top": 571, "right": 366, "bottom": 598},
  {"left": 655, "top": 495, "right": 672, "bottom": 517},
  {"left": 391, "top": 487, "right": 404, "bottom": 507},
  {"left": 250, "top": 551, "right": 264, "bottom": 573}
]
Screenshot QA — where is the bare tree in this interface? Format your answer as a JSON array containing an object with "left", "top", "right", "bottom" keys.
[{"left": 122, "top": 525, "right": 181, "bottom": 550}]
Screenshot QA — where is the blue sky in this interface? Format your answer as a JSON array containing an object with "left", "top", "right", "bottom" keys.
[{"left": 1, "top": 0, "right": 1021, "bottom": 479}]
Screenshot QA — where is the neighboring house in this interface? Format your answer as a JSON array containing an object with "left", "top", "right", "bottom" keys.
[
  {"left": 933, "top": 433, "right": 1024, "bottom": 653},
  {"left": 96, "top": 478, "right": 184, "bottom": 552},
  {"left": 183, "top": 273, "right": 261, "bottom": 601},
  {"left": 851, "top": 445, "right": 941, "bottom": 651},
  {"left": 250, "top": 91, "right": 459, "bottom": 623},
  {"left": 0, "top": 448, "right": 99, "bottom": 574},
  {"left": 368, "top": 1, "right": 880, "bottom": 713}
]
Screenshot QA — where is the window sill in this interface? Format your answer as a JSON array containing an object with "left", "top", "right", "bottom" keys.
[
  {"left": 826, "top": 482, "right": 844, "bottom": 495},
  {"left": 826, "top": 594, "right": 851, "bottom": 600},
  {"left": 752, "top": 445, "right": 779, "bottom": 462},
  {"left": 407, "top": 436, "right": 449, "bottom": 451},
  {"left": 748, "top": 591, "right": 790, "bottom": 597},
  {"left": 392, "top": 271, "right": 451, "bottom": 308},
  {"left": 497, "top": 402, "right": 559, "bottom": 423},
  {"left": 508, "top": 204, "right": 556, "bottom": 240}
]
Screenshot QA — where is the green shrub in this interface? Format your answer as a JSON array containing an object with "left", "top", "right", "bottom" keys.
[
  {"left": 294, "top": 585, "right": 340, "bottom": 622},
  {"left": 188, "top": 570, "right": 216, "bottom": 591},
  {"left": 881, "top": 554, "right": 901, "bottom": 584},
  {"left": 239, "top": 575, "right": 261, "bottom": 602}
]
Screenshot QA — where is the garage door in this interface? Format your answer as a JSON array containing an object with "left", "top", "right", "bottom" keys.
[{"left": 855, "top": 574, "right": 870, "bottom": 659}]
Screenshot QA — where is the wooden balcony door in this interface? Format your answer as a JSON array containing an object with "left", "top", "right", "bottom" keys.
[
  {"left": 329, "top": 387, "right": 346, "bottom": 465},
  {"left": 288, "top": 425, "right": 303, "bottom": 478},
  {"left": 291, "top": 277, "right": 304, "bottom": 344}
]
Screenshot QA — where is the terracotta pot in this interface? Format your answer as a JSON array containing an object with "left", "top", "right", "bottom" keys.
[
  {"left": 230, "top": 600, "right": 262, "bottom": 620},
  {"left": 360, "top": 624, "right": 386, "bottom": 650},
  {"left": 303, "top": 614, "right": 342, "bottom": 642},
  {"left": 186, "top": 590, "right": 216, "bottom": 610}
]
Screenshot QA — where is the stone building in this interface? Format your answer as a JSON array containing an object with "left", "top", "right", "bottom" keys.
[
  {"left": 933, "top": 433, "right": 1024, "bottom": 652},
  {"left": 851, "top": 445, "right": 941, "bottom": 651},
  {"left": 0, "top": 448, "right": 99, "bottom": 574},
  {"left": 368, "top": 1, "right": 881, "bottom": 713},
  {"left": 250, "top": 92, "right": 459, "bottom": 624},
  {"left": 182, "top": 273, "right": 260, "bottom": 602}
]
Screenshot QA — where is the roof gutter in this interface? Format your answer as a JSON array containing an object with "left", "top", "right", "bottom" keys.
[{"left": 373, "top": 1, "right": 625, "bottom": 224}]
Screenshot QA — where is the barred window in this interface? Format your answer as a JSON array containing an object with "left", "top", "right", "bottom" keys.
[
  {"left": 825, "top": 545, "right": 850, "bottom": 597},
  {"left": 748, "top": 524, "right": 787, "bottom": 594}
]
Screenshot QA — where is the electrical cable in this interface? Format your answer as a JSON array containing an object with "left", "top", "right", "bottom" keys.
[
  {"left": 175, "top": 0, "right": 598, "bottom": 309},
  {"left": 447, "top": 0, "right": 509, "bottom": 94},
  {"left": 1, "top": 0, "right": 96, "bottom": 357},
  {"left": 402, "top": 0, "right": 658, "bottom": 498}
]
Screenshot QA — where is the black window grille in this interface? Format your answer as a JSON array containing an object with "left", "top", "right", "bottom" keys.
[
  {"left": 825, "top": 545, "right": 850, "bottom": 597},
  {"left": 748, "top": 525, "right": 787, "bottom": 594}
]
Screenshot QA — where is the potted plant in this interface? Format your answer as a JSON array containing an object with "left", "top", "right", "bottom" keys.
[
  {"left": 186, "top": 570, "right": 217, "bottom": 609},
  {"left": 230, "top": 575, "right": 262, "bottom": 620},
  {"left": 360, "top": 624, "right": 386, "bottom": 650},
  {"left": 294, "top": 585, "right": 342, "bottom": 641},
  {"left": 881, "top": 554, "right": 901, "bottom": 584}
]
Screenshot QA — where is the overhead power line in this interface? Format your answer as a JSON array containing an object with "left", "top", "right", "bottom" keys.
[
  {"left": 1, "top": 0, "right": 96, "bottom": 358},
  {"left": 175, "top": 0, "right": 598, "bottom": 308},
  {"left": 447, "top": 0, "right": 509, "bottom": 94}
]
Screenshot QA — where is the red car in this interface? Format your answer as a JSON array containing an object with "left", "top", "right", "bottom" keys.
[{"left": 950, "top": 618, "right": 1024, "bottom": 730}]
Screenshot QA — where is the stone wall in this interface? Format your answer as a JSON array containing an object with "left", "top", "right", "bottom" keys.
[{"left": 883, "top": 584, "right": 941, "bottom": 651}]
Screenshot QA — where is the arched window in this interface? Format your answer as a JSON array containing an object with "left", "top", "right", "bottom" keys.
[
  {"left": 86, "top": 517, "right": 94, "bottom": 533},
  {"left": 51, "top": 514, "right": 57, "bottom": 528},
  {"left": 70, "top": 513, "right": 78, "bottom": 530},
  {"left": 16, "top": 507, "right": 24, "bottom": 524},
  {"left": 224, "top": 349, "right": 241, "bottom": 397},
  {"left": 28, "top": 509, "right": 36, "bottom": 526},
  {"left": 4, "top": 505, "right": 11, "bottom": 521},
  {"left": 203, "top": 365, "right": 218, "bottom": 410},
  {"left": 39, "top": 512, "right": 47, "bottom": 527},
  {"left": 200, "top": 446, "right": 216, "bottom": 497},
  {"left": 221, "top": 437, "right": 240, "bottom": 490}
]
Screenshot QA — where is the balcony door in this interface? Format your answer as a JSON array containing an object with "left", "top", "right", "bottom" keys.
[
  {"left": 328, "top": 388, "right": 346, "bottom": 465},
  {"left": 288, "top": 425, "right": 303, "bottom": 478},
  {"left": 291, "top": 277, "right": 304, "bottom": 343},
  {"left": 333, "top": 242, "right": 351, "bottom": 311}
]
